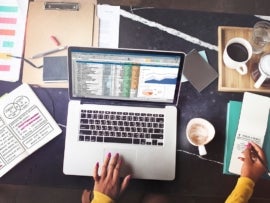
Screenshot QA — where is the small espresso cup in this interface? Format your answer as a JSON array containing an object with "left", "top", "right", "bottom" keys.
[
  {"left": 186, "top": 118, "right": 215, "bottom": 156},
  {"left": 254, "top": 53, "right": 270, "bottom": 88},
  {"left": 223, "top": 37, "right": 253, "bottom": 75}
]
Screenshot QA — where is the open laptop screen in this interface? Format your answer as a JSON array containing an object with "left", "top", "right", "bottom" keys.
[{"left": 68, "top": 47, "right": 185, "bottom": 104}]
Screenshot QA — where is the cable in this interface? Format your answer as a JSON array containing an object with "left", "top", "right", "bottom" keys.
[
  {"left": 7, "top": 55, "right": 43, "bottom": 69},
  {"left": 177, "top": 149, "right": 224, "bottom": 165}
]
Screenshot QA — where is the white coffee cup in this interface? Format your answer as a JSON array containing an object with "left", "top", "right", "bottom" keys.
[
  {"left": 223, "top": 37, "right": 253, "bottom": 75},
  {"left": 254, "top": 53, "right": 270, "bottom": 88},
  {"left": 186, "top": 118, "right": 215, "bottom": 156}
]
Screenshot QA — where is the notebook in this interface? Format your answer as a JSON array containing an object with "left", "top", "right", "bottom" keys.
[
  {"left": 63, "top": 47, "right": 185, "bottom": 180},
  {"left": 229, "top": 92, "right": 270, "bottom": 175}
]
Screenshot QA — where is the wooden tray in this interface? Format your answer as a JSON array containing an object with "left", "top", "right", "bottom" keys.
[{"left": 218, "top": 26, "right": 270, "bottom": 93}]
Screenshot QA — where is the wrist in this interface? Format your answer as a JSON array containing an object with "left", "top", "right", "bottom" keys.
[
  {"left": 239, "top": 175, "right": 256, "bottom": 186},
  {"left": 240, "top": 170, "right": 261, "bottom": 183}
]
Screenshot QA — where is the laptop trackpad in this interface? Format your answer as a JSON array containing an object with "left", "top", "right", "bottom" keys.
[{"left": 103, "top": 148, "right": 136, "bottom": 177}]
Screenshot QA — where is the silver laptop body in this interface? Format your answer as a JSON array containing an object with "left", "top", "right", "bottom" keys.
[{"left": 63, "top": 47, "right": 185, "bottom": 180}]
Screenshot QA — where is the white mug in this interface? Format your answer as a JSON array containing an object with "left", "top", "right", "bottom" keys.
[
  {"left": 186, "top": 118, "right": 215, "bottom": 156},
  {"left": 223, "top": 37, "right": 253, "bottom": 75},
  {"left": 254, "top": 53, "right": 270, "bottom": 88}
]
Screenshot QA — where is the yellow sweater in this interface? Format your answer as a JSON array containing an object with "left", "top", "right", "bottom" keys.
[
  {"left": 91, "top": 177, "right": 254, "bottom": 203},
  {"left": 91, "top": 191, "right": 114, "bottom": 203},
  {"left": 225, "top": 177, "right": 255, "bottom": 203}
]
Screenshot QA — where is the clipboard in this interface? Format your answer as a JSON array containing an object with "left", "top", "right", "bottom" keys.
[{"left": 22, "top": 0, "right": 99, "bottom": 88}]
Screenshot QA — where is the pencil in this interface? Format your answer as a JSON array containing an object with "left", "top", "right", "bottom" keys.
[{"left": 30, "top": 46, "right": 67, "bottom": 59}]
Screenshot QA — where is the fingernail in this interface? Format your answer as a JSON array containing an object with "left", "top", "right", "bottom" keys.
[
  {"left": 127, "top": 174, "right": 132, "bottom": 180},
  {"left": 96, "top": 162, "right": 99, "bottom": 167},
  {"left": 246, "top": 142, "right": 251, "bottom": 149},
  {"left": 118, "top": 157, "right": 122, "bottom": 165},
  {"left": 107, "top": 152, "right": 111, "bottom": 158}
]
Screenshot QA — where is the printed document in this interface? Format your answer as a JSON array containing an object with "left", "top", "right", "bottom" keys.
[{"left": 0, "top": 0, "right": 29, "bottom": 82}]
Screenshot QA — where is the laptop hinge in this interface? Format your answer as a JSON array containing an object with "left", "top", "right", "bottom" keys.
[{"left": 80, "top": 99, "right": 168, "bottom": 109}]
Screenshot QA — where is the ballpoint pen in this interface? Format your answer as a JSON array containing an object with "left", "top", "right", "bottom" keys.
[
  {"left": 31, "top": 45, "right": 67, "bottom": 59},
  {"left": 250, "top": 145, "right": 270, "bottom": 176}
]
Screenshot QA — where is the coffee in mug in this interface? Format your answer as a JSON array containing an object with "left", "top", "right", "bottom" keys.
[
  {"left": 227, "top": 43, "right": 249, "bottom": 62},
  {"left": 223, "top": 37, "right": 253, "bottom": 75},
  {"left": 186, "top": 118, "right": 215, "bottom": 156},
  {"left": 188, "top": 123, "right": 209, "bottom": 145}
]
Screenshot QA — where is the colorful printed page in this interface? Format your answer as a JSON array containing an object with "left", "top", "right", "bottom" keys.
[{"left": 0, "top": 0, "right": 28, "bottom": 82}]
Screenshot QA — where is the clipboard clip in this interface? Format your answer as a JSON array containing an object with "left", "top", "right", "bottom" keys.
[{"left": 44, "top": 2, "right": 80, "bottom": 11}]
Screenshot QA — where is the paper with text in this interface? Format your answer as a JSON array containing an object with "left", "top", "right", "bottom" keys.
[
  {"left": 229, "top": 92, "right": 270, "bottom": 175},
  {"left": 0, "top": 83, "right": 62, "bottom": 177},
  {"left": 0, "top": 0, "right": 29, "bottom": 82},
  {"left": 97, "top": 5, "right": 120, "bottom": 48}
]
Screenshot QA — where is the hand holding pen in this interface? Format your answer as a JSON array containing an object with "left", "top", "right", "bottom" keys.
[{"left": 240, "top": 142, "right": 268, "bottom": 182}]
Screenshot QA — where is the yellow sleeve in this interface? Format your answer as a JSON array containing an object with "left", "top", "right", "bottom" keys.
[
  {"left": 91, "top": 191, "right": 115, "bottom": 203},
  {"left": 225, "top": 177, "right": 255, "bottom": 203}
]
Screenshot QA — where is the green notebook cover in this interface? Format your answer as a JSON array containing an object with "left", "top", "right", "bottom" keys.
[
  {"left": 223, "top": 101, "right": 270, "bottom": 177},
  {"left": 223, "top": 101, "right": 242, "bottom": 175}
]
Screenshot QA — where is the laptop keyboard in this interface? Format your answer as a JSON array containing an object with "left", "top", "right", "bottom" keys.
[{"left": 78, "top": 110, "right": 164, "bottom": 146}]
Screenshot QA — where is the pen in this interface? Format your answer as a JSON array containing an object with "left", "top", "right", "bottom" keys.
[
  {"left": 31, "top": 45, "right": 67, "bottom": 59},
  {"left": 250, "top": 145, "right": 270, "bottom": 176}
]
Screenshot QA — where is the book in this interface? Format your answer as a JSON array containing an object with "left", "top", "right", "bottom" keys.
[
  {"left": 43, "top": 56, "right": 68, "bottom": 82},
  {"left": 0, "top": 83, "right": 62, "bottom": 177},
  {"left": 223, "top": 100, "right": 270, "bottom": 178}
]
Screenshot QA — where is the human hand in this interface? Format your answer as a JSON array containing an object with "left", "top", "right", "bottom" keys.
[
  {"left": 81, "top": 189, "right": 91, "bottom": 203},
  {"left": 240, "top": 142, "right": 267, "bottom": 182},
  {"left": 93, "top": 153, "right": 131, "bottom": 200}
]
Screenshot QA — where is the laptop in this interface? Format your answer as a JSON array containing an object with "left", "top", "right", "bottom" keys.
[{"left": 63, "top": 47, "right": 185, "bottom": 180}]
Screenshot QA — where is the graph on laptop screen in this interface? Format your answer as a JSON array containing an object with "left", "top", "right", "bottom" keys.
[{"left": 70, "top": 50, "right": 182, "bottom": 103}]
